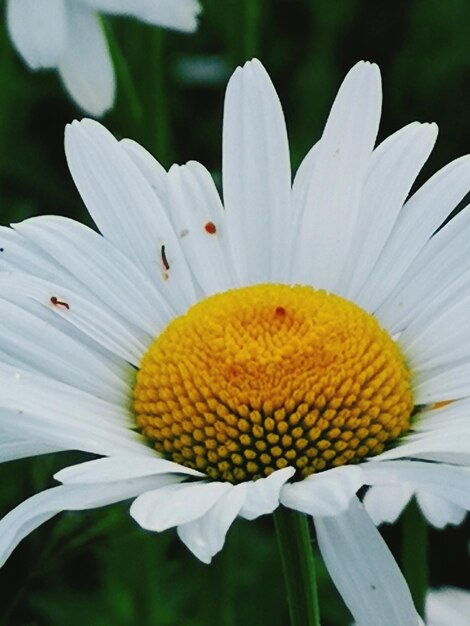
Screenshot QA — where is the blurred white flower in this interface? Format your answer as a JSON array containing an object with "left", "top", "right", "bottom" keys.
[
  {"left": 426, "top": 587, "right": 470, "bottom": 626},
  {"left": 6, "top": 0, "right": 201, "bottom": 115}
]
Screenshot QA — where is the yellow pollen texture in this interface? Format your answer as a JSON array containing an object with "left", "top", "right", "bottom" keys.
[{"left": 133, "top": 284, "right": 413, "bottom": 483}]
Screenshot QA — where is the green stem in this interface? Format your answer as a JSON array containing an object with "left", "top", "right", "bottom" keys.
[
  {"left": 402, "top": 499, "right": 428, "bottom": 617},
  {"left": 244, "top": 0, "right": 262, "bottom": 59},
  {"left": 274, "top": 507, "right": 321, "bottom": 626},
  {"left": 103, "top": 18, "right": 143, "bottom": 128},
  {"left": 147, "top": 29, "right": 173, "bottom": 166}
]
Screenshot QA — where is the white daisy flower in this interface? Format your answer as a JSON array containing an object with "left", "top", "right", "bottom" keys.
[
  {"left": 2, "top": 59, "right": 470, "bottom": 625},
  {"left": 6, "top": 0, "right": 201, "bottom": 116},
  {"left": 425, "top": 587, "right": 470, "bottom": 626}
]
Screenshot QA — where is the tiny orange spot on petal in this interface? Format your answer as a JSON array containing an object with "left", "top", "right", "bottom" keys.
[{"left": 204, "top": 221, "right": 217, "bottom": 234}]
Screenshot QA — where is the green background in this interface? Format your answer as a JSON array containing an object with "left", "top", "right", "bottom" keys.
[{"left": 0, "top": 1, "right": 469, "bottom": 624}]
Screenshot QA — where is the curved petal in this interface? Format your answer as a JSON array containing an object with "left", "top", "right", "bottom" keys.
[
  {"left": 130, "top": 481, "right": 231, "bottom": 532},
  {"left": 55, "top": 455, "right": 203, "bottom": 483},
  {"left": 58, "top": 4, "right": 114, "bottom": 116},
  {"left": 280, "top": 465, "right": 364, "bottom": 517},
  {"left": 223, "top": 59, "right": 292, "bottom": 284},
  {"left": 240, "top": 466, "right": 295, "bottom": 520},
  {"left": 363, "top": 484, "right": 413, "bottom": 525},
  {"left": 7, "top": 0, "right": 67, "bottom": 69},
  {"left": 0, "top": 475, "right": 179, "bottom": 567},
  {"left": 416, "top": 492, "right": 466, "bottom": 529},
  {"left": 177, "top": 483, "right": 246, "bottom": 563},
  {"left": 0, "top": 431, "right": 65, "bottom": 463},
  {"left": 291, "top": 61, "right": 382, "bottom": 292},
  {"left": 315, "top": 496, "right": 419, "bottom": 625}
]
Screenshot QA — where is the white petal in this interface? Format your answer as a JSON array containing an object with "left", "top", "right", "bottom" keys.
[
  {"left": 120, "top": 138, "right": 167, "bottom": 202},
  {"left": 426, "top": 587, "right": 470, "bottom": 626},
  {"left": 0, "top": 273, "right": 147, "bottom": 366},
  {"left": 79, "top": 0, "right": 137, "bottom": 12},
  {"left": 177, "top": 483, "right": 246, "bottom": 563},
  {"left": 7, "top": 0, "right": 67, "bottom": 69},
  {"left": 55, "top": 455, "right": 203, "bottom": 484},
  {"left": 291, "top": 61, "right": 382, "bottom": 292},
  {"left": 340, "top": 122, "right": 437, "bottom": 299},
  {"left": 362, "top": 460, "right": 470, "bottom": 512},
  {"left": 363, "top": 484, "right": 413, "bottom": 525},
  {"left": 289, "top": 141, "right": 320, "bottom": 266},
  {"left": 82, "top": 0, "right": 201, "bottom": 32},
  {"left": 0, "top": 475, "right": 179, "bottom": 567},
  {"left": 359, "top": 155, "right": 470, "bottom": 313},
  {"left": 374, "top": 202, "right": 470, "bottom": 334},
  {"left": 65, "top": 119, "right": 196, "bottom": 313},
  {"left": 377, "top": 435, "right": 470, "bottom": 465},
  {"left": 138, "top": 0, "right": 201, "bottom": 31},
  {"left": 0, "top": 363, "right": 146, "bottom": 457},
  {"left": 0, "top": 297, "right": 131, "bottom": 401},
  {"left": 58, "top": 4, "right": 114, "bottom": 116},
  {"left": 166, "top": 161, "right": 238, "bottom": 294},
  {"left": 400, "top": 290, "right": 470, "bottom": 371},
  {"left": 0, "top": 225, "right": 79, "bottom": 284},
  {"left": 281, "top": 465, "right": 364, "bottom": 517},
  {"left": 0, "top": 431, "right": 65, "bottom": 462},
  {"left": 416, "top": 492, "right": 466, "bottom": 529},
  {"left": 315, "top": 496, "right": 419, "bottom": 625},
  {"left": 14, "top": 216, "right": 173, "bottom": 337},
  {"left": 413, "top": 397, "right": 470, "bottom": 432},
  {"left": 130, "top": 481, "right": 231, "bottom": 532},
  {"left": 223, "top": 59, "right": 291, "bottom": 284},
  {"left": 413, "top": 361, "right": 470, "bottom": 404},
  {"left": 239, "top": 466, "right": 295, "bottom": 520}
]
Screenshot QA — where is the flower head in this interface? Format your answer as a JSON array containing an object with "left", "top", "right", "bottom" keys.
[
  {"left": 6, "top": 0, "right": 201, "bottom": 115},
  {"left": 2, "top": 59, "right": 470, "bottom": 625}
]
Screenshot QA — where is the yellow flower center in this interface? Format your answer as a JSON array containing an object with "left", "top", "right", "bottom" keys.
[{"left": 133, "top": 285, "right": 413, "bottom": 483}]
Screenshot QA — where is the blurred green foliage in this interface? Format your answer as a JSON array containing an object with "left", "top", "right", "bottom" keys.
[{"left": 0, "top": 0, "right": 469, "bottom": 624}]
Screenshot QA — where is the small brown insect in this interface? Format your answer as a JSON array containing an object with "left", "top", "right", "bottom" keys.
[
  {"left": 275, "top": 306, "right": 286, "bottom": 318},
  {"left": 204, "top": 221, "right": 217, "bottom": 234},
  {"left": 161, "top": 245, "right": 170, "bottom": 271},
  {"left": 50, "top": 296, "right": 70, "bottom": 310}
]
